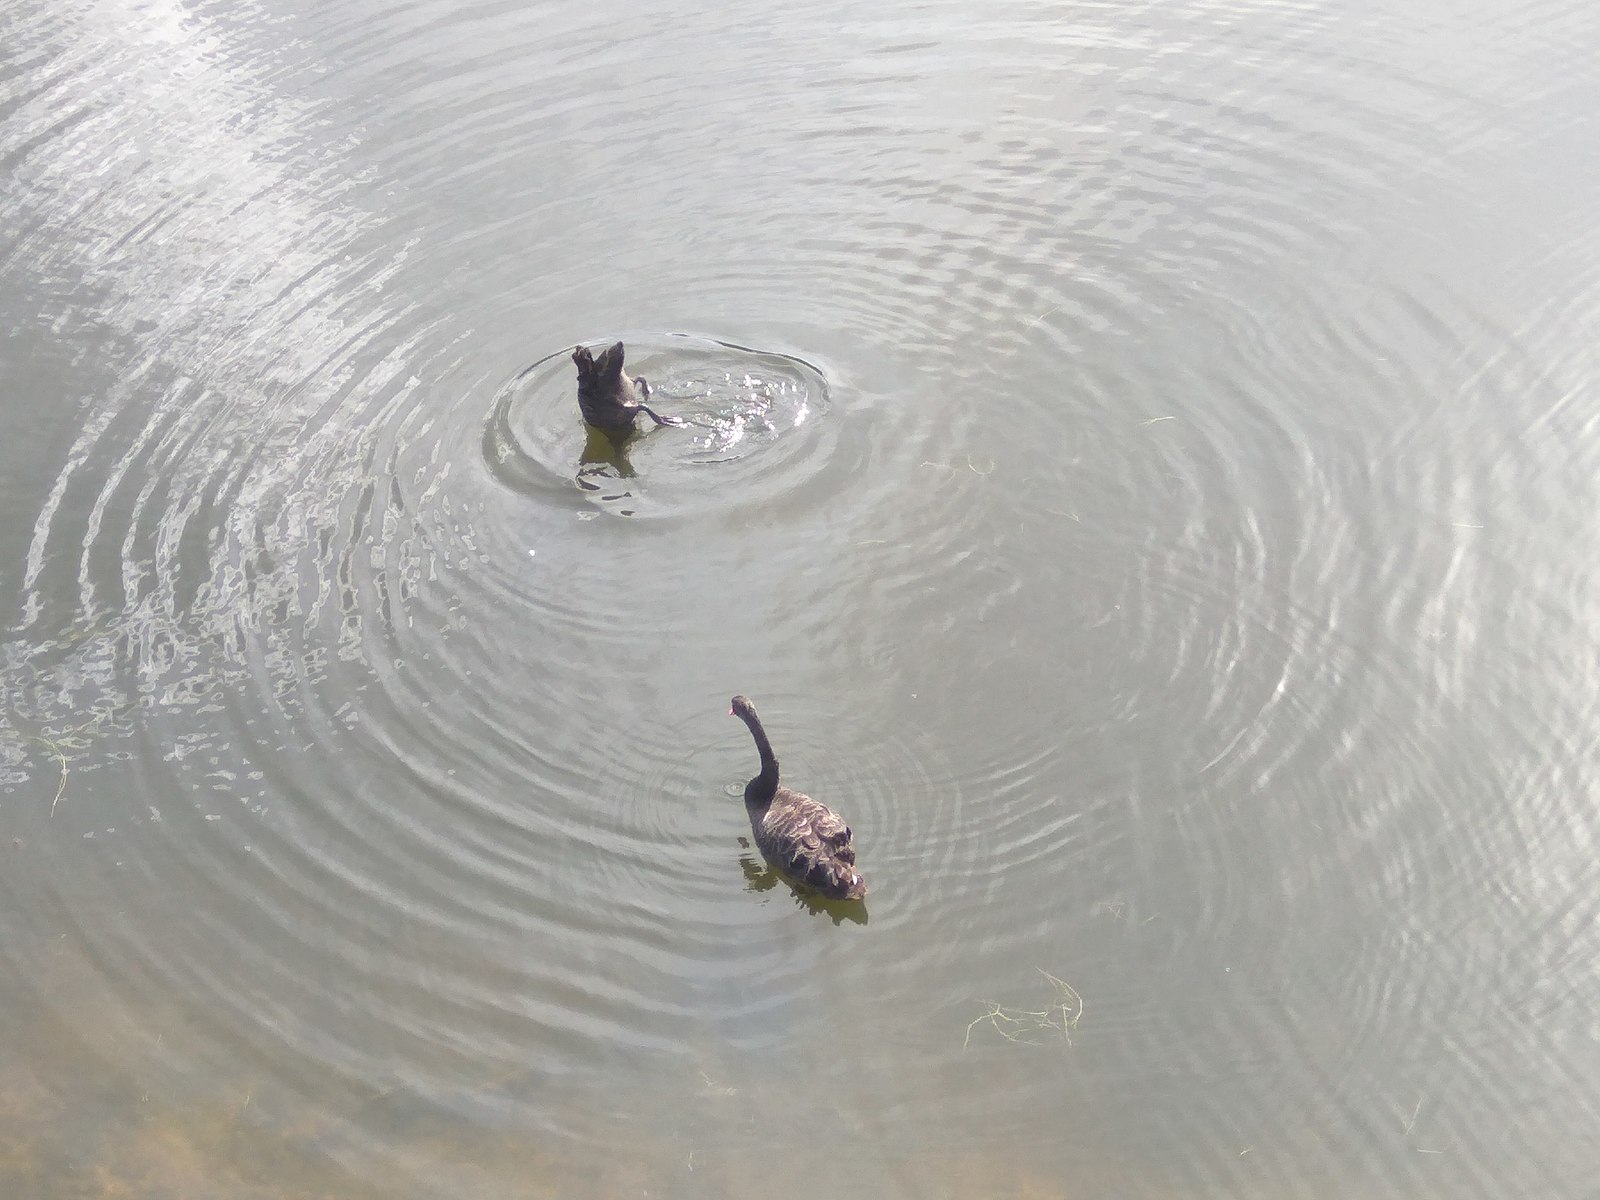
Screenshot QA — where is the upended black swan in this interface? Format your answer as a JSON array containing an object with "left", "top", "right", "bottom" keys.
[
  {"left": 730, "top": 695, "right": 867, "bottom": 901},
  {"left": 572, "top": 341, "right": 682, "bottom": 435}
]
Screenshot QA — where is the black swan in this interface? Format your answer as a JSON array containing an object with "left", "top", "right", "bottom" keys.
[
  {"left": 729, "top": 695, "right": 867, "bottom": 901},
  {"left": 571, "top": 342, "right": 682, "bottom": 435}
]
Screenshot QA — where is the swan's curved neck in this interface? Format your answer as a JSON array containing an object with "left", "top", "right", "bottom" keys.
[{"left": 738, "top": 710, "right": 780, "bottom": 804}]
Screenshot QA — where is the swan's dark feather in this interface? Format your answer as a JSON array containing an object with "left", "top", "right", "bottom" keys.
[
  {"left": 754, "top": 786, "right": 867, "bottom": 900},
  {"left": 573, "top": 341, "right": 650, "bottom": 434}
]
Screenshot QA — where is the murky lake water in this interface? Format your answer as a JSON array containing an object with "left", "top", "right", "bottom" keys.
[{"left": 4, "top": 0, "right": 1600, "bottom": 1195}]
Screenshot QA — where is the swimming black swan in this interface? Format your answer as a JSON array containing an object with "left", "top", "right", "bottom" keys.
[
  {"left": 572, "top": 342, "right": 682, "bottom": 435},
  {"left": 729, "top": 695, "right": 867, "bottom": 900}
]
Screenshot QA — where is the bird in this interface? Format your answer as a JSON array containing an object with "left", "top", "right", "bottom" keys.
[
  {"left": 571, "top": 342, "right": 683, "bottom": 436},
  {"left": 729, "top": 694, "right": 867, "bottom": 900}
]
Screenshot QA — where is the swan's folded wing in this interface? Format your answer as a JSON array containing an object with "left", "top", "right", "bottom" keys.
[
  {"left": 758, "top": 789, "right": 866, "bottom": 899},
  {"left": 803, "top": 800, "right": 852, "bottom": 846}
]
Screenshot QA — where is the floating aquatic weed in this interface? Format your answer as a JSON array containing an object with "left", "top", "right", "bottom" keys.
[{"left": 964, "top": 969, "right": 1084, "bottom": 1050}]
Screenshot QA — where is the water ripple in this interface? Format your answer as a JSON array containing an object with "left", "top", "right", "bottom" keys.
[{"left": 483, "top": 334, "right": 835, "bottom": 520}]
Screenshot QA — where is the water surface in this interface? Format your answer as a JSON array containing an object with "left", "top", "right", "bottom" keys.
[{"left": 3, "top": 0, "right": 1600, "bottom": 1195}]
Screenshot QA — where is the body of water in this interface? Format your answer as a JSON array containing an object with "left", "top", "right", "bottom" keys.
[{"left": 3, "top": 0, "right": 1599, "bottom": 1195}]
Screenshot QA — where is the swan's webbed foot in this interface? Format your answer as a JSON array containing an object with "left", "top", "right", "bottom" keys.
[{"left": 638, "top": 404, "right": 685, "bottom": 427}]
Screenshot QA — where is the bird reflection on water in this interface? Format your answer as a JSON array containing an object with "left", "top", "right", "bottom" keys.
[
  {"left": 737, "top": 844, "right": 869, "bottom": 927},
  {"left": 575, "top": 424, "right": 638, "bottom": 494}
]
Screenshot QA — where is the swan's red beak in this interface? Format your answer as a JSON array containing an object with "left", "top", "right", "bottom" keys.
[{"left": 727, "top": 705, "right": 735, "bottom": 716}]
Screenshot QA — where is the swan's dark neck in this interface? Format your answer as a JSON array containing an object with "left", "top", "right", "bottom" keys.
[{"left": 737, "top": 708, "right": 780, "bottom": 806}]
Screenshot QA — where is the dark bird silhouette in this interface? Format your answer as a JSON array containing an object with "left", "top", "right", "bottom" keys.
[
  {"left": 729, "top": 695, "right": 867, "bottom": 901},
  {"left": 572, "top": 342, "right": 682, "bottom": 436}
]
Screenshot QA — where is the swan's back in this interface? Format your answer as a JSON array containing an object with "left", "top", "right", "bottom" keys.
[{"left": 750, "top": 785, "right": 867, "bottom": 900}]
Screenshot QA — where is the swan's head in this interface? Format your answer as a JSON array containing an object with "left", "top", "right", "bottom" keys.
[{"left": 729, "top": 695, "right": 757, "bottom": 720}]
